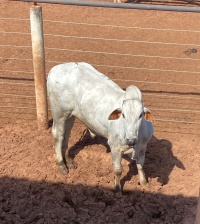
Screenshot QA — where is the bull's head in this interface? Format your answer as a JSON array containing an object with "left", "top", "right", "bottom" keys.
[{"left": 108, "top": 99, "right": 153, "bottom": 146}]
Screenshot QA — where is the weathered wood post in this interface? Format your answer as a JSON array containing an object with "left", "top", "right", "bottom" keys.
[{"left": 30, "top": 5, "right": 48, "bottom": 129}]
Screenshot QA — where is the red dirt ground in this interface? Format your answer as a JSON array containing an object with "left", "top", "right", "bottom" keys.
[{"left": 1, "top": 0, "right": 200, "bottom": 223}]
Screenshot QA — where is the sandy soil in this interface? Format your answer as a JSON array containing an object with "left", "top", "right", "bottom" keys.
[
  {"left": 0, "top": 119, "right": 199, "bottom": 224},
  {"left": 0, "top": 0, "right": 200, "bottom": 223}
]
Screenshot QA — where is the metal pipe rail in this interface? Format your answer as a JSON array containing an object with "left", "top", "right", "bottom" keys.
[{"left": 11, "top": 0, "right": 200, "bottom": 13}]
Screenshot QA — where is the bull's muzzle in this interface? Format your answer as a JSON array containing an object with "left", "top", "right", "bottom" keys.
[{"left": 126, "top": 138, "right": 138, "bottom": 146}]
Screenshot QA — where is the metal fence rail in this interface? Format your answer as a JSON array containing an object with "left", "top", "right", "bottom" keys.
[{"left": 11, "top": 0, "right": 200, "bottom": 12}]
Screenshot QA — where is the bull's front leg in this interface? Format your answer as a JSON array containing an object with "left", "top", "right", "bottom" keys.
[
  {"left": 110, "top": 147, "right": 123, "bottom": 192},
  {"left": 136, "top": 146, "right": 149, "bottom": 188}
]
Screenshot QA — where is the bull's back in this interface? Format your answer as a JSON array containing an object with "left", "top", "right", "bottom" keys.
[
  {"left": 47, "top": 63, "right": 124, "bottom": 135},
  {"left": 47, "top": 62, "right": 122, "bottom": 98}
]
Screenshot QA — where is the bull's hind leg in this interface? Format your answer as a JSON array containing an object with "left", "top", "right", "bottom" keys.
[
  {"left": 52, "top": 117, "right": 68, "bottom": 174},
  {"left": 52, "top": 116, "right": 75, "bottom": 175},
  {"left": 63, "top": 116, "right": 77, "bottom": 169}
]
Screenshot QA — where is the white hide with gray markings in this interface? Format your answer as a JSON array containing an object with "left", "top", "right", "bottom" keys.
[{"left": 47, "top": 62, "right": 154, "bottom": 191}]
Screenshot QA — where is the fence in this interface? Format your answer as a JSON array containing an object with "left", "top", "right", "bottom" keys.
[{"left": 0, "top": 1, "right": 200, "bottom": 135}]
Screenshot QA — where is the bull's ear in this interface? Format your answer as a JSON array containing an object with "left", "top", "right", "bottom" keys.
[
  {"left": 108, "top": 109, "right": 122, "bottom": 120},
  {"left": 144, "top": 111, "right": 154, "bottom": 122}
]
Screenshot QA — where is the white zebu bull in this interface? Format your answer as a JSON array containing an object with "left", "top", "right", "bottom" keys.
[{"left": 47, "top": 62, "right": 154, "bottom": 192}]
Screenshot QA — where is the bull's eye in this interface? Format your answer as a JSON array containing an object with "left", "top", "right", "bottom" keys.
[
  {"left": 122, "top": 113, "right": 125, "bottom": 118},
  {"left": 139, "top": 113, "right": 143, "bottom": 119}
]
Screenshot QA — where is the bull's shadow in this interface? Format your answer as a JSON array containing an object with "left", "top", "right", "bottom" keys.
[
  {"left": 48, "top": 119, "right": 110, "bottom": 156},
  {"left": 121, "top": 135, "right": 185, "bottom": 189},
  {"left": 67, "top": 129, "right": 185, "bottom": 189},
  {"left": 68, "top": 129, "right": 110, "bottom": 159}
]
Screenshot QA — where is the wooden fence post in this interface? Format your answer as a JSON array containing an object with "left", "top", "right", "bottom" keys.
[{"left": 30, "top": 5, "right": 48, "bottom": 130}]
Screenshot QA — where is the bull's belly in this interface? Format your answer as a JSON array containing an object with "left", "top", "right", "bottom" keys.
[{"left": 74, "top": 113, "right": 109, "bottom": 139}]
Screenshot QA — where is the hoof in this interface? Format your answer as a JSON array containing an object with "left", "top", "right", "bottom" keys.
[
  {"left": 114, "top": 185, "right": 121, "bottom": 193},
  {"left": 58, "top": 163, "right": 69, "bottom": 175},
  {"left": 67, "top": 160, "right": 78, "bottom": 169},
  {"left": 140, "top": 180, "right": 150, "bottom": 190}
]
